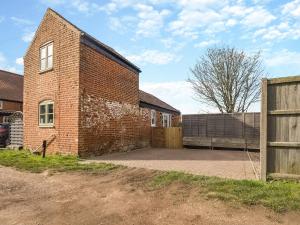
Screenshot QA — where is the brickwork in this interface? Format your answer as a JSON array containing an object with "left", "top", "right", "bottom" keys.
[
  {"left": 23, "top": 9, "right": 81, "bottom": 154},
  {"left": 78, "top": 44, "right": 150, "bottom": 156}
]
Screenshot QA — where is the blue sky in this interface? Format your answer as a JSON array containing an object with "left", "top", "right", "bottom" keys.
[{"left": 1, "top": 0, "right": 300, "bottom": 113}]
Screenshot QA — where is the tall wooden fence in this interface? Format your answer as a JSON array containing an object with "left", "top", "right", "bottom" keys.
[
  {"left": 261, "top": 76, "right": 300, "bottom": 180},
  {"left": 151, "top": 127, "right": 182, "bottom": 149},
  {"left": 182, "top": 113, "right": 260, "bottom": 149}
]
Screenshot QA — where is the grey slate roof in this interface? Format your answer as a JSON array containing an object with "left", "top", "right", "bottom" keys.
[{"left": 139, "top": 90, "right": 180, "bottom": 114}]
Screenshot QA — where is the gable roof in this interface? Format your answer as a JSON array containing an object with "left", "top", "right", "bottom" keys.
[
  {"left": 25, "top": 8, "right": 141, "bottom": 73},
  {"left": 139, "top": 90, "right": 180, "bottom": 114},
  {"left": 0, "top": 70, "right": 23, "bottom": 102}
]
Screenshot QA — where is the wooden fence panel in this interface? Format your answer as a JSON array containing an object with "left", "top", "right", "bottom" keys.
[
  {"left": 182, "top": 113, "right": 260, "bottom": 149},
  {"left": 152, "top": 127, "right": 182, "bottom": 149},
  {"left": 261, "top": 76, "right": 300, "bottom": 180}
]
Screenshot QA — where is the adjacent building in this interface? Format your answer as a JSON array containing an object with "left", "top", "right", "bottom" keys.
[
  {"left": 0, "top": 70, "right": 23, "bottom": 123},
  {"left": 23, "top": 8, "right": 180, "bottom": 156}
]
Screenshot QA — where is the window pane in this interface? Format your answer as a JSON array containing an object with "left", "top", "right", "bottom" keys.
[
  {"left": 40, "top": 47, "right": 46, "bottom": 59},
  {"left": 41, "top": 58, "right": 46, "bottom": 70},
  {"left": 40, "top": 115, "right": 46, "bottom": 124},
  {"left": 47, "top": 44, "right": 53, "bottom": 56},
  {"left": 48, "top": 104, "right": 53, "bottom": 113},
  {"left": 40, "top": 104, "right": 46, "bottom": 114},
  {"left": 47, "top": 56, "right": 53, "bottom": 69},
  {"left": 48, "top": 114, "right": 54, "bottom": 124}
]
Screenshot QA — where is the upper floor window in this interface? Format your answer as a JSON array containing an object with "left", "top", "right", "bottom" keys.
[
  {"left": 151, "top": 110, "right": 156, "bottom": 127},
  {"left": 0, "top": 100, "right": 3, "bottom": 110},
  {"left": 39, "top": 100, "right": 54, "bottom": 127},
  {"left": 40, "top": 42, "right": 53, "bottom": 71},
  {"left": 162, "top": 113, "right": 172, "bottom": 127}
]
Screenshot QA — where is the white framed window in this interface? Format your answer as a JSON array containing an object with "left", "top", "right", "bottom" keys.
[
  {"left": 40, "top": 42, "right": 53, "bottom": 71},
  {"left": 151, "top": 110, "right": 156, "bottom": 127},
  {"left": 0, "top": 100, "right": 3, "bottom": 109},
  {"left": 39, "top": 100, "right": 54, "bottom": 127},
  {"left": 162, "top": 113, "right": 172, "bottom": 127}
]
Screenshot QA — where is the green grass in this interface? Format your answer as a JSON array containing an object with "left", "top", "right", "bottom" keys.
[
  {"left": 0, "top": 149, "right": 120, "bottom": 173},
  {"left": 151, "top": 171, "right": 300, "bottom": 212}
]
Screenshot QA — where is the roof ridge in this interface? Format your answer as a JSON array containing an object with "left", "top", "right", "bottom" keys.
[
  {"left": 0, "top": 69, "right": 23, "bottom": 77},
  {"left": 47, "top": 8, "right": 141, "bottom": 73}
]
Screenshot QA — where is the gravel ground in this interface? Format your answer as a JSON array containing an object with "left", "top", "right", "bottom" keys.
[{"left": 85, "top": 148, "right": 260, "bottom": 180}]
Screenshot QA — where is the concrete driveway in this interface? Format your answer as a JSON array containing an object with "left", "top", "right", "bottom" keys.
[{"left": 85, "top": 148, "right": 260, "bottom": 180}]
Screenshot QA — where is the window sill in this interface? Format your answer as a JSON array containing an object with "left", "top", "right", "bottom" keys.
[
  {"left": 39, "top": 124, "right": 55, "bottom": 128},
  {"left": 39, "top": 68, "right": 53, "bottom": 74}
]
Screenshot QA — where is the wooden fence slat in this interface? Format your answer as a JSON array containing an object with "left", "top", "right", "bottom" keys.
[{"left": 260, "top": 79, "right": 268, "bottom": 181}]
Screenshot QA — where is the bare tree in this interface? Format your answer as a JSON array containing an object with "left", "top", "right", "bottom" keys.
[{"left": 188, "top": 46, "right": 264, "bottom": 113}]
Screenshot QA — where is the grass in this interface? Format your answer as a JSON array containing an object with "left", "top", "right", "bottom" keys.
[
  {"left": 0, "top": 149, "right": 120, "bottom": 173},
  {"left": 151, "top": 171, "right": 300, "bottom": 213}
]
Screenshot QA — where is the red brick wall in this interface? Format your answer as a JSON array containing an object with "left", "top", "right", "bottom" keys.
[
  {"left": 23, "top": 10, "right": 81, "bottom": 154},
  {"left": 78, "top": 43, "right": 151, "bottom": 156}
]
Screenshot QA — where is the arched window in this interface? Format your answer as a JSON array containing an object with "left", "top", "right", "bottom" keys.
[{"left": 39, "top": 100, "right": 54, "bottom": 127}]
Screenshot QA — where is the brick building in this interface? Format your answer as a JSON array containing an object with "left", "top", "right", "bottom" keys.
[
  {"left": 24, "top": 8, "right": 180, "bottom": 156},
  {"left": 0, "top": 70, "right": 23, "bottom": 123}
]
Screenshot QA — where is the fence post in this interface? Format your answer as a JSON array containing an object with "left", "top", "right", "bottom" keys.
[
  {"left": 42, "top": 140, "right": 47, "bottom": 158},
  {"left": 260, "top": 79, "right": 268, "bottom": 181}
]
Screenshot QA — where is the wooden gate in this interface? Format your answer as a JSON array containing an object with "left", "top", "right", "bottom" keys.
[
  {"left": 260, "top": 76, "right": 300, "bottom": 180},
  {"left": 151, "top": 127, "right": 182, "bottom": 149},
  {"left": 7, "top": 111, "right": 23, "bottom": 147}
]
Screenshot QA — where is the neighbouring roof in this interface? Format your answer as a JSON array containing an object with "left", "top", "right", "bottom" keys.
[
  {"left": 48, "top": 8, "right": 141, "bottom": 73},
  {"left": 0, "top": 70, "right": 23, "bottom": 102},
  {"left": 139, "top": 90, "right": 180, "bottom": 114}
]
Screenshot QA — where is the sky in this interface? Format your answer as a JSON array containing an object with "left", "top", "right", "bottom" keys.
[{"left": 0, "top": 0, "right": 300, "bottom": 114}]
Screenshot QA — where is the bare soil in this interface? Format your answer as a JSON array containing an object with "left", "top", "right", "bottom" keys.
[{"left": 0, "top": 166, "right": 299, "bottom": 225}]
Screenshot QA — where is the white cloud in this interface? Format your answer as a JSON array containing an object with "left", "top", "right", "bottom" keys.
[
  {"left": 161, "top": 38, "right": 186, "bottom": 51},
  {"left": 16, "top": 57, "right": 24, "bottom": 66},
  {"left": 194, "top": 40, "right": 219, "bottom": 48},
  {"left": 140, "top": 81, "right": 218, "bottom": 114},
  {"left": 41, "top": 0, "right": 102, "bottom": 14},
  {"left": 241, "top": 7, "right": 276, "bottom": 28},
  {"left": 40, "top": 0, "right": 66, "bottom": 5},
  {"left": 253, "top": 22, "right": 300, "bottom": 41},
  {"left": 22, "top": 31, "right": 35, "bottom": 42},
  {"left": 0, "top": 16, "right": 4, "bottom": 23},
  {"left": 226, "top": 19, "right": 237, "bottom": 27},
  {"left": 168, "top": 9, "right": 222, "bottom": 39},
  {"left": 0, "top": 52, "right": 22, "bottom": 74},
  {"left": 282, "top": 0, "right": 300, "bottom": 17},
  {"left": 265, "top": 49, "right": 300, "bottom": 67},
  {"left": 11, "top": 17, "right": 34, "bottom": 26},
  {"left": 127, "top": 50, "right": 179, "bottom": 65},
  {"left": 135, "top": 4, "right": 170, "bottom": 37}
]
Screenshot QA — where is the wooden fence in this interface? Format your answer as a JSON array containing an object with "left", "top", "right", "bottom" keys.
[
  {"left": 182, "top": 113, "right": 260, "bottom": 149},
  {"left": 260, "top": 76, "right": 300, "bottom": 181},
  {"left": 151, "top": 127, "right": 182, "bottom": 149}
]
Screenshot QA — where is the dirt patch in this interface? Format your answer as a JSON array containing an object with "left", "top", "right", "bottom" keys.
[{"left": 0, "top": 166, "right": 298, "bottom": 225}]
